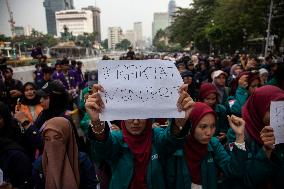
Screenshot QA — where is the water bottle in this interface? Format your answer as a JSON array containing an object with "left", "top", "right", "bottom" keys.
[{"left": 0, "top": 168, "right": 3, "bottom": 185}]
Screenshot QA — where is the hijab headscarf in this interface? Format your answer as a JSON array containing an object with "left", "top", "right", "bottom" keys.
[
  {"left": 198, "top": 83, "right": 218, "bottom": 102},
  {"left": 20, "top": 82, "right": 41, "bottom": 106},
  {"left": 121, "top": 120, "right": 152, "bottom": 189},
  {"left": 184, "top": 102, "right": 216, "bottom": 185},
  {"left": 230, "top": 64, "right": 241, "bottom": 77},
  {"left": 42, "top": 117, "right": 80, "bottom": 189},
  {"left": 242, "top": 86, "right": 284, "bottom": 144},
  {"left": 211, "top": 70, "right": 228, "bottom": 103},
  {"left": 230, "top": 71, "right": 260, "bottom": 96}
]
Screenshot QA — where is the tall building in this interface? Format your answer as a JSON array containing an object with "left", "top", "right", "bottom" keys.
[
  {"left": 108, "top": 27, "right": 123, "bottom": 50},
  {"left": 24, "top": 25, "right": 33, "bottom": 36},
  {"left": 134, "top": 22, "right": 144, "bottom": 49},
  {"left": 82, "top": 6, "right": 101, "bottom": 42},
  {"left": 168, "top": 0, "right": 177, "bottom": 17},
  {"left": 125, "top": 30, "right": 136, "bottom": 47},
  {"left": 152, "top": 12, "right": 169, "bottom": 39},
  {"left": 134, "top": 22, "right": 142, "bottom": 42},
  {"left": 55, "top": 10, "right": 93, "bottom": 36},
  {"left": 14, "top": 26, "right": 25, "bottom": 37},
  {"left": 43, "top": 0, "right": 74, "bottom": 36}
]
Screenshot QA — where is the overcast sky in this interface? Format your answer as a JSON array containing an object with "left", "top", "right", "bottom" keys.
[{"left": 0, "top": 0, "right": 192, "bottom": 39}]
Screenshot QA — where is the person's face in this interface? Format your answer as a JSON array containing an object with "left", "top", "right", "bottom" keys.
[
  {"left": 4, "top": 69, "right": 13, "bottom": 80},
  {"left": 234, "top": 66, "right": 242, "bottom": 76},
  {"left": 77, "top": 64, "right": 82, "bottom": 69},
  {"left": 215, "top": 74, "right": 226, "bottom": 86},
  {"left": 125, "top": 119, "right": 147, "bottom": 135},
  {"left": 188, "top": 64, "right": 194, "bottom": 70},
  {"left": 178, "top": 65, "right": 186, "bottom": 72},
  {"left": 44, "top": 73, "right": 51, "bottom": 80},
  {"left": 203, "top": 93, "right": 217, "bottom": 108},
  {"left": 260, "top": 73, "right": 268, "bottom": 85},
  {"left": 0, "top": 116, "right": 4, "bottom": 129},
  {"left": 62, "top": 64, "right": 69, "bottom": 71},
  {"left": 209, "top": 60, "right": 215, "bottom": 66},
  {"left": 193, "top": 113, "right": 216, "bottom": 144},
  {"left": 200, "top": 64, "right": 206, "bottom": 70},
  {"left": 263, "top": 111, "right": 270, "bottom": 126},
  {"left": 44, "top": 129, "right": 63, "bottom": 143},
  {"left": 55, "top": 65, "right": 61, "bottom": 71},
  {"left": 40, "top": 96, "right": 50, "bottom": 110},
  {"left": 24, "top": 84, "right": 36, "bottom": 100},
  {"left": 183, "top": 76, "right": 193, "bottom": 85},
  {"left": 248, "top": 79, "right": 260, "bottom": 95},
  {"left": 246, "top": 59, "right": 257, "bottom": 70}
]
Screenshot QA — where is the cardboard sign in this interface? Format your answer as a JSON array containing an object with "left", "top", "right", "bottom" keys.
[
  {"left": 270, "top": 101, "right": 284, "bottom": 144},
  {"left": 97, "top": 60, "right": 184, "bottom": 121}
]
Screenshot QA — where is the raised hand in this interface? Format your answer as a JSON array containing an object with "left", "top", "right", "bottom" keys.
[
  {"left": 85, "top": 84, "right": 105, "bottom": 122},
  {"left": 227, "top": 115, "right": 245, "bottom": 143},
  {"left": 174, "top": 84, "right": 195, "bottom": 134}
]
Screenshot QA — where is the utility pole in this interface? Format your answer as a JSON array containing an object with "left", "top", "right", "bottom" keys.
[{"left": 265, "top": 0, "right": 273, "bottom": 57}]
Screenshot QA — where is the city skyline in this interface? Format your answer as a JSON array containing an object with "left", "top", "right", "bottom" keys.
[{"left": 0, "top": 0, "right": 192, "bottom": 39}]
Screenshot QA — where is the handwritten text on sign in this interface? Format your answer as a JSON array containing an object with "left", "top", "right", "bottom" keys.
[
  {"left": 97, "top": 60, "right": 184, "bottom": 121},
  {"left": 270, "top": 101, "right": 284, "bottom": 144}
]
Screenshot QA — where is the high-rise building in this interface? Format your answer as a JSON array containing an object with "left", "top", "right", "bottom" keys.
[
  {"left": 82, "top": 6, "right": 101, "bottom": 42},
  {"left": 134, "top": 22, "right": 142, "bottom": 42},
  {"left": 55, "top": 10, "right": 93, "bottom": 36},
  {"left": 43, "top": 0, "right": 74, "bottom": 36},
  {"left": 152, "top": 12, "right": 169, "bottom": 39},
  {"left": 125, "top": 30, "right": 136, "bottom": 47},
  {"left": 168, "top": 0, "right": 177, "bottom": 18},
  {"left": 24, "top": 25, "right": 33, "bottom": 36},
  {"left": 134, "top": 22, "right": 144, "bottom": 49},
  {"left": 14, "top": 26, "right": 25, "bottom": 37},
  {"left": 108, "top": 27, "right": 123, "bottom": 50}
]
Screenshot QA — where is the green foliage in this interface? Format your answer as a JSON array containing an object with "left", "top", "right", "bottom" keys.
[
  {"left": 169, "top": 0, "right": 284, "bottom": 54},
  {"left": 101, "top": 39, "right": 108, "bottom": 49},
  {"left": 115, "top": 39, "right": 131, "bottom": 50}
]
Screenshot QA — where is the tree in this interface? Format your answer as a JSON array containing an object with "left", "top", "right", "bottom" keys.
[
  {"left": 169, "top": 0, "right": 284, "bottom": 54},
  {"left": 101, "top": 39, "right": 108, "bottom": 49},
  {"left": 115, "top": 39, "right": 131, "bottom": 50}
]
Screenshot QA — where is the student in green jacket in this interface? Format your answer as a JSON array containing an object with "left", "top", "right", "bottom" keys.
[
  {"left": 227, "top": 85, "right": 284, "bottom": 189},
  {"left": 166, "top": 102, "right": 249, "bottom": 189},
  {"left": 85, "top": 84, "right": 195, "bottom": 189},
  {"left": 227, "top": 71, "right": 260, "bottom": 117},
  {"left": 198, "top": 83, "right": 229, "bottom": 142}
]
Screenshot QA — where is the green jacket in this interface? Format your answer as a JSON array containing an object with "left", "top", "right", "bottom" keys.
[
  {"left": 227, "top": 86, "right": 249, "bottom": 116},
  {"left": 214, "top": 104, "right": 230, "bottom": 136},
  {"left": 226, "top": 132, "right": 284, "bottom": 189},
  {"left": 166, "top": 137, "right": 247, "bottom": 189},
  {"left": 91, "top": 124, "right": 183, "bottom": 189},
  {"left": 80, "top": 112, "right": 90, "bottom": 135},
  {"left": 267, "top": 76, "right": 278, "bottom": 86}
]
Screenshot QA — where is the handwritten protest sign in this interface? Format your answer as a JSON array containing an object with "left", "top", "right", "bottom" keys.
[
  {"left": 270, "top": 101, "right": 284, "bottom": 144},
  {"left": 97, "top": 60, "right": 184, "bottom": 121}
]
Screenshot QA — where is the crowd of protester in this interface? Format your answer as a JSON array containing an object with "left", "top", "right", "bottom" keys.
[{"left": 0, "top": 48, "right": 284, "bottom": 189}]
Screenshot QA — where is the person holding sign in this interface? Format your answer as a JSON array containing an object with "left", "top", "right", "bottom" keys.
[
  {"left": 165, "top": 102, "right": 248, "bottom": 189},
  {"left": 227, "top": 85, "right": 284, "bottom": 189},
  {"left": 85, "top": 84, "right": 195, "bottom": 189}
]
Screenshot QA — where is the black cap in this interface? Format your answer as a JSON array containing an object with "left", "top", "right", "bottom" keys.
[
  {"left": 37, "top": 80, "right": 66, "bottom": 97},
  {"left": 181, "top": 71, "right": 193, "bottom": 78}
]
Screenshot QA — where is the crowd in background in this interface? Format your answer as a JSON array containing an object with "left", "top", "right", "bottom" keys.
[{"left": 0, "top": 47, "right": 284, "bottom": 189}]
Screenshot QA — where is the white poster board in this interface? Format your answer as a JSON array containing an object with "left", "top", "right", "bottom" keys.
[
  {"left": 270, "top": 101, "right": 284, "bottom": 144},
  {"left": 97, "top": 60, "right": 184, "bottom": 121}
]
